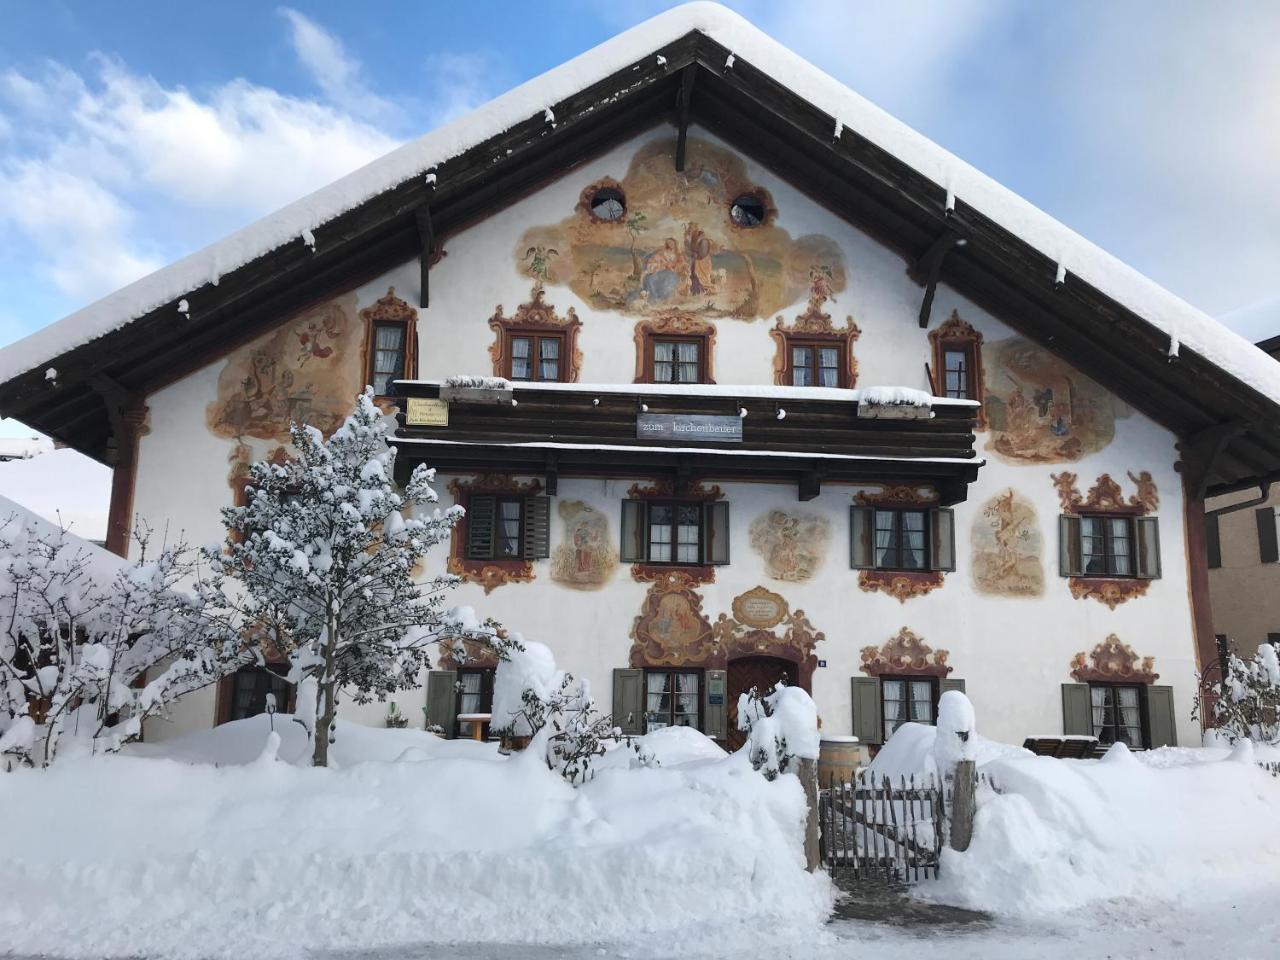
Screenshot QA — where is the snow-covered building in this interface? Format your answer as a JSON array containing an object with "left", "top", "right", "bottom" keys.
[{"left": 2, "top": 2, "right": 1278, "bottom": 752}]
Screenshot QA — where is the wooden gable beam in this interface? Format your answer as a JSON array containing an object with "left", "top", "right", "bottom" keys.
[
  {"left": 675, "top": 65, "right": 698, "bottom": 172},
  {"left": 415, "top": 205, "right": 434, "bottom": 309},
  {"left": 913, "top": 228, "right": 966, "bottom": 329},
  {"left": 1180, "top": 421, "right": 1248, "bottom": 500}
]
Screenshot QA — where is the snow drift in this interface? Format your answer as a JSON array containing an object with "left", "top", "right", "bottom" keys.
[{"left": 0, "top": 717, "right": 830, "bottom": 959}]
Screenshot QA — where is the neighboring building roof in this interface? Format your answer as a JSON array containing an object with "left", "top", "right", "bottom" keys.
[
  {"left": 0, "top": 447, "right": 111, "bottom": 543},
  {"left": 1220, "top": 297, "right": 1280, "bottom": 347},
  {"left": 0, "top": 435, "right": 54, "bottom": 461},
  {"left": 0, "top": 491, "right": 125, "bottom": 581},
  {"left": 0, "top": 2, "right": 1278, "bottom": 495}
]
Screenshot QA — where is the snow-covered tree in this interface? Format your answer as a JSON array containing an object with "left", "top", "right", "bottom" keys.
[
  {"left": 1196, "top": 643, "right": 1280, "bottom": 744},
  {"left": 0, "top": 517, "right": 246, "bottom": 767},
  {"left": 209, "top": 389, "right": 509, "bottom": 766},
  {"left": 737, "top": 682, "right": 819, "bottom": 781}
]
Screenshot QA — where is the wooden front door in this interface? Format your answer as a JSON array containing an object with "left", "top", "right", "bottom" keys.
[{"left": 726, "top": 655, "right": 797, "bottom": 751}]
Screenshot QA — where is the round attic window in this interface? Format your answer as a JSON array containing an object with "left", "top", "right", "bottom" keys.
[
  {"left": 729, "top": 193, "right": 766, "bottom": 227},
  {"left": 589, "top": 187, "right": 626, "bottom": 222}
]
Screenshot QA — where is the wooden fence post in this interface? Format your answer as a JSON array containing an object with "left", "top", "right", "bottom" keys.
[
  {"left": 949, "top": 759, "right": 976, "bottom": 852},
  {"left": 799, "top": 757, "right": 821, "bottom": 871}
]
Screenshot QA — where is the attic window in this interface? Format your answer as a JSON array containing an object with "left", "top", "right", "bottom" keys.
[
  {"left": 729, "top": 193, "right": 766, "bottom": 227},
  {"left": 589, "top": 187, "right": 626, "bottom": 222}
]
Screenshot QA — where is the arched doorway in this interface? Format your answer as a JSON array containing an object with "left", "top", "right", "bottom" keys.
[{"left": 726, "top": 655, "right": 798, "bottom": 751}]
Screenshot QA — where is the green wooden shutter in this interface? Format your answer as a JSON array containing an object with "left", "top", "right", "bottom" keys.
[
  {"left": 620, "top": 500, "right": 646, "bottom": 563},
  {"left": 425, "top": 669, "right": 457, "bottom": 736},
  {"left": 704, "top": 501, "right": 730, "bottom": 565},
  {"left": 466, "top": 495, "right": 496, "bottom": 560},
  {"left": 522, "top": 495, "right": 551, "bottom": 559},
  {"left": 704, "top": 669, "right": 727, "bottom": 739},
  {"left": 1257, "top": 507, "right": 1278, "bottom": 563},
  {"left": 612, "top": 668, "right": 644, "bottom": 735},
  {"left": 1135, "top": 517, "right": 1162, "bottom": 580},
  {"left": 851, "top": 676, "right": 883, "bottom": 745},
  {"left": 850, "top": 505, "right": 875, "bottom": 569},
  {"left": 1205, "top": 512, "right": 1222, "bottom": 569},
  {"left": 1146, "top": 685, "right": 1177, "bottom": 748},
  {"left": 940, "top": 677, "right": 966, "bottom": 695},
  {"left": 931, "top": 507, "right": 956, "bottom": 572},
  {"left": 1059, "top": 515, "right": 1083, "bottom": 577},
  {"left": 1061, "top": 683, "right": 1092, "bottom": 736}
]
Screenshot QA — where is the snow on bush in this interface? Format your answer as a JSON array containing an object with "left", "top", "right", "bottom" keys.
[
  {"left": 207, "top": 389, "right": 512, "bottom": 766},
  {"left": 738, "top": 683, "right": 819, "bottom": 780},
  {"left": 1196, "top": 643, "right": 1280, "bottom": 744},
  {"left": 0, "top": 516, "right": 247, "bottom": 767},
  {"left": 0, "top": 724, "right": 831, "bottom": 958}
]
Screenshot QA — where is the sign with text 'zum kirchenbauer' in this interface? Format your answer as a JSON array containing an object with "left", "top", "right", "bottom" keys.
[{"left": 636, "top": 413, "right": 742, "bottom": 443}]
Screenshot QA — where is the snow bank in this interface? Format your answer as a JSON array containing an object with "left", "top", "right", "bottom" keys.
[
  {"left": 594, "top": 725, "right": 729, "bottom": 771},
  {"left": 927, "top": 748, "right": 1280, "bottom": 916},
  {"left": 490, "top": 636, "right": 561, "bottom": 735},
  {"left": 2, "top": 722, "right": 829, "bottom": 958},
  {"left": 866, "top": 721, "right": 1029, "bottom": 784}
]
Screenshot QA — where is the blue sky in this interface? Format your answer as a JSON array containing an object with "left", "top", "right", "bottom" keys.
[{"left": 2, "top": 0, "right": 1279, "bottom": 362}]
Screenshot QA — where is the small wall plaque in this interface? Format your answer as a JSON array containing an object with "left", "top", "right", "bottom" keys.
[{"left": 406, "top": 397, "right": 449, "bottom": 427}]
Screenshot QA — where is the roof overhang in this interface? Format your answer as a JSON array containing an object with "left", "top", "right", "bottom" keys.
[{"left": 0, "top": 7, "right": 1277, "bottom": 498}]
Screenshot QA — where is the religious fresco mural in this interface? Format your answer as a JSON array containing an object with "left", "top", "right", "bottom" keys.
[
  {"left": 983, "top": 336, "right": 1123, "bottom": 464},
  {"left": 629, "top": 571, "right": 716, "bottom": 666},
  {"left": 748, "top": 509, "right": 831, "bottom": 582},
  {"left": 971, "top": 489, "right": 1044, "bottom": 597},
  {"left": 516, "top": 137, "right": 846, "bottom": 320},
  {"left": 550, "top": 500, "right": 617, "bottom": 589},
  {"left": 1070, "top": 635, "right": 1159, "bottom": 684},
  {"left": 207, "top": 293, "right": 364, "bottom": 444}
]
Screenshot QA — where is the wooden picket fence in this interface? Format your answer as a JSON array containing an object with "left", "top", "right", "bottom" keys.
[{"left": 1258, "top": 760, "right": 1280, "bottom": 777}]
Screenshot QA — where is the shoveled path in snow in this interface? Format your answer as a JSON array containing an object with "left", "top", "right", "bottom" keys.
[{"left": 318, "top": 888, "right": 1280, "bottom": 960}]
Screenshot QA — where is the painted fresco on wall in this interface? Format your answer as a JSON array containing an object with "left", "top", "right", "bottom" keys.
[
  {"left": 516, "top": 137, "right": 846, "bottom": 320},
  {"left": 207, "top": 293, "right": 364, "bottom": 443},
  {"left": 971, "top": 489, "right": 1044, "bottom": 597},
  {"left": 1070, "top": 635, "right": 1159, "bottom": 683},
  {"left": 630, "top": 571, "right": 715, "bottom": 666},
  {"left": 550, "top": 500, "right": 617, "bottom": 589},
  {"left": 748, "top": 509, "right": 831, "bottom": 582},
  {"left": 983, "top": 336, "right": 1119, "bottom": 464},
  {"left": 860, "top": 627, "right": 952, "bottom": 678}
]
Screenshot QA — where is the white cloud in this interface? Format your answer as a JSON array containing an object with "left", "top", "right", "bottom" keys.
[{"left": 278, "top": 7, "right": 399, "bottom": 125}]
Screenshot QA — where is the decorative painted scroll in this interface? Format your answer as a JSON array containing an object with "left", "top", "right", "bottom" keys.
[
  {"left": 854, "top": 484, "right": 938, "bottom": 507},
  {"left": 983, "top": 336, "right": 1119, "bottom": 464},
  {"left": 436, "top": 636, "right": 503, "bottom": 671},
  {"left": 1070, "top": 635, "right": 1159, "bottom": 683},
  {"left": 748, "top": 509, "right": 831, "bottom": 582},
  {"left": 517, "top": 136, "right": 846, "bottom": 320},
  {"left": 860, "top": 627, "right": 953, "bottom": 678},
  {"left": 858, "top": 570, "right": 945, "bottom": 603},
  {"left": 550, "top": 500, "right": 617, "bottom": 589},
  {"left": 971, "top": 488, "right": 1044, "bottom": 597},
  {"left": 1052, "top": 471, "right": 1159, "bottom": 515},
  {"left": 1068, "top": 578, "right": 1150, "bottom": 609},
  {"left": 709, "top": 588, "right": 824, "bottom": 690},
  {"left": 447, "top": 475, "right": 543, "bottom": 593},
  {"left": 487, "top": 283, "right": 583, "bottom": 382},
  {"left": 768, "top": 290, "right": 861, "bottom": 386}
]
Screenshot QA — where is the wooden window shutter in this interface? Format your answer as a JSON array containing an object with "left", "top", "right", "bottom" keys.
[
  {"left": 850, "top": 676, "right": 883, "bottom": 745},
  {"left": 930, "top": 507, "right": 956, "bottom": 572},
  {"left": 1145, "top": 685, "right": 1177, "bottom": 749},
  {"left": 704, "top": 501, "right": 730, "bottom": 565},
  {"left": 522, "top": 496, "right": 551, "bottom": 559},
  {"left": 612, "top": 668, "right": 645, "bottom": 736},
  {"left": 620, "top": 500, "right": 646, "bottom": 563},
  {"left": 1257, "top": 507, "right": 1279, "bottom": 564},
  {"left": 1205, "top": 512, "right": 1222, "bottom": 569},
  {"left": 1058, "top": 515, "right": 1083, "bottom": 577},
  {"left": 703, "top": 669, "right": 728, "bottom": 740},
  {"left": 1135, "top": 517, "right": 1162, "bottom": 580},
  {"left": 1061, "top": 683, "right": 1092, "bottom": 736},
  {"left": 850, "top": 505, "right": 875, "bottom": 569},
  {"left": 425, "top": 670, "right": 458, "bottom": 737},
  {"left": 940, "top": 678, "right": 966, "bottom": 695},
  {"left": 466, "top": 495, "right": 497, "bottom": 560}
]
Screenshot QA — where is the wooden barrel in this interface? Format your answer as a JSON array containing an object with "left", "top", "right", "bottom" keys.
[{"left": 817, "top": 735, "right": 863, "bottom": 784}]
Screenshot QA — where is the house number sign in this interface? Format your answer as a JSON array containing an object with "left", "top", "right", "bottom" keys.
[{"left": 636, "top": 413, "right": 742, "bottom": 443}]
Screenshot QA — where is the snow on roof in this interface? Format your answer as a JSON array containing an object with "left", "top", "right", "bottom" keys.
[
  {"left": 0, "top": 447, "right": 112, "bottom": 543},
  {"left": 0, "top": 435, "right": 55, "bottom": 461},
  {"left": 1, "top": 2, "right": 1277, "bottom": 409},
  {"left": 0, "top": 492, "right": 126, "bottom": 581}
]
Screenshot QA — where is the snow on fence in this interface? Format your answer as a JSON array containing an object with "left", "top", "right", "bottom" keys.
[{"left": 1258, "top": 761, "right": 1280, "bottom": 778}]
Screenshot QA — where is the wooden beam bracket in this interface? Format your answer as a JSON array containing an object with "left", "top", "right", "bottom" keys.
[
  {"left": 912, "top": 228, "right": 965, "bottom": 328},
  {"left": 1181, "top": 421, "right": 1247, "bottom": 501},
  {"left": 674, "top": 65, "right": 698, "bottom": 172},
  {"left": 415, "top": 205, "right": 434, "bottom": 309},
  {"left": 798, "top": 470, "right": 821, "bottom": 502},
  {"left": 544, "top": 452, "right": 559, "bottom": 497}
]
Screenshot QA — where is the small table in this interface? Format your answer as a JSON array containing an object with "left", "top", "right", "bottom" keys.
[{"left": 456, "top": 712, "right": 492, "bottom": 741}]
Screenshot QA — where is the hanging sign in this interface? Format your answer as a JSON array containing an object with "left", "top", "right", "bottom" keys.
[
  {"left": 636, "top": 413, "right": 742, "bottom": 443},
  {"left": 405, "top": 397, "right": 450, "bottom": 427}
]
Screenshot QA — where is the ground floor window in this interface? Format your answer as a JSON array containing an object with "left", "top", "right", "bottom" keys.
[
  {"left": 645, "top": 670, "right": 701, "bottom": 732},
  {"left": 456, "top": 668, "right": 495, "bottom": 739},
  {"left": 881, "top": 676, "right": 936, "bottom": 742},
  {"left": 1090, "top": 684, "right": 1145, "bottom": 747},
  {"left": 221, "top": 664, "right": 293, "bottom": 725}
]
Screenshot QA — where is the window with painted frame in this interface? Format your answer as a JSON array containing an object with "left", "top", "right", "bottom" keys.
[
  {"left": 620, "top": 499, "right": 730, "bottom": 566},
  {"left": 849, "top": 505, "right": 955, "bottom": 573},
  {"left": 504, "top": 330, "right": 566, "bottom": 383},
  {"left": 880, "top": 676, "right": 938, "bottom": 743},
  {"left": 786, "top": 338, "right": 846, "bottom": 388},
  {"left": 463, "top": 494, "right": 551, "bottom": 561},
  {"left": 1059, "top": 514, "right": 1161, "bottom": 579},
  {"left": 646, "top": 336, "right": 706, "bottom": 385},
  {"left": 644, "top": 669, "right": 702, "bottom": 732},
  {"left": 366, "top": 318, "right": 413, "bottom": 397}
]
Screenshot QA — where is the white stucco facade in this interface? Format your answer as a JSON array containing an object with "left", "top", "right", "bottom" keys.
[{"left": 132, "top": 127, "right": 1202, "bottom": 748}]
